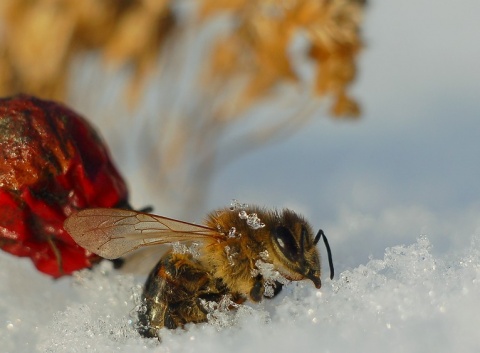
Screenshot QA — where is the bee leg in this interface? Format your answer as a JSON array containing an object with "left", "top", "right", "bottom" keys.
[
  {"left": 249, "top": 277, "right": 283, "bottom": 301},
  {"left": 163, "top": 296, "right": 217, "bottom": 329},
  {"left": 141, "top": 297, "right": 209, "bottom": 337},
  {"left": 270, "top": 281, "right": 284, "bottom": 297},
  {"left": 249, "top": 274, "right": 265, "bottom": 302},
  {"left": 138, "top": 299, "right": 168, "bottom": 338},
  {"left": 110, "top": 258, "right": 125, "bottom": 269}
]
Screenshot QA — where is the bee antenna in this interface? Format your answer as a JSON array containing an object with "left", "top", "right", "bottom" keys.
[
  {"left": 313, "top": 230, "right": 321, "bottom": 245},
  {"left": 315, "top": 229, "right": 334, "bottom": 280}
]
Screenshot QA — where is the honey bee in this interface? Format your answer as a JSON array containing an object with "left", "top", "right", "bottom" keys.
[{"left": 64, "top": 202, "right": 334, "bottom": 338}]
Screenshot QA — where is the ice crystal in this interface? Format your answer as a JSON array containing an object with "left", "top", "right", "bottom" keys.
[
  {"left": 200, "top": 295, "right": 270, "bottom": 331},
  {"left": 228, "top": 227, "right": 239, "bottom": 238},
  {"left": 251, "top": 259, "right": 290, "bottom": 297},
  {"left": 171, "top": 242, "right": 200, "bottom": 258},
  {"left": 224, "top": 245, "right": 238, "bottom": 267},
  {"left": 259, "top": 250, "right": 269, "bottom": 261},
  {"left": 200, "top": 295, "right": 240, "bottom": 329},
  {"left": 246, "top": 213, "right": 266, "bottom": 229},
  {"left": 229, "top": 199, "right": 248, "bottom": 211},
  {"left": 238, "top": 211, "right": 266, "bottom": 229}
]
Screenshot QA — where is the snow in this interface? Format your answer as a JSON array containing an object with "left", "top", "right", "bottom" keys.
[{"left": 2, "top": 235, "right": 480, "bottom": 352}]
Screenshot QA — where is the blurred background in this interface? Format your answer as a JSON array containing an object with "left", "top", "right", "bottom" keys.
[{"left": 1, "top": 0, "right": 479, "bottom": 273}]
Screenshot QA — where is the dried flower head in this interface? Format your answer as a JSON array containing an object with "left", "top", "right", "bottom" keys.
[
  {"left": 0, "top": 0, "right": 365, "bottom": 116},
  {"left": 0, "top": 0, "right": 175, "bottom": 103},
  {"left": 200, "top": 0, "right": 365, "bottom": 117}
]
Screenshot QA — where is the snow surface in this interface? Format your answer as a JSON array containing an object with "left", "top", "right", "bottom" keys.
[{"left": 2, "top": 235, "right": 480, "bottom": 352}]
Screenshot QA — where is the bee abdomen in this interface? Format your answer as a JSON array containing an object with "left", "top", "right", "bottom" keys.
[{"left": 137, "top": 252, "right": 229, "bottom": 338}]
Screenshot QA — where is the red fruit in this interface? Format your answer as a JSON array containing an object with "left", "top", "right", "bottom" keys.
[{"left": 0, "top": 94, "right": 129, "bottom": 277}]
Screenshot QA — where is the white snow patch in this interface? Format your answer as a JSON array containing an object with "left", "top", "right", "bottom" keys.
[{"left": 2, "top": 235, "right": 480, "bottom": 352}]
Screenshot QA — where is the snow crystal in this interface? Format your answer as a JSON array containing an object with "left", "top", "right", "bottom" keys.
[
  {"left": 36, "top": 262, "right": 146, "bottom": 353},
  {"left": 171, "top": 242, "right": 200, "bottom": 258},
  {"left": 237, "top": 210, "right": 266, "bottom": 229},
  {"left": 246, "top": 213, "right": 266, "bottom": 229},
  {"left": 223, "top": 245, "right": 238, "bottom": 266},
  {"left": 229, "top": 199, "right": 248, "bottom": 211},
  {"left": 199, "top": 295, "right": 270, "bottom": 331},
  {"left": 227, "top": 227, "right": 238, "bottom": 238},
  {"left": 251, "top": 253, "right": 290, "bottom": 297},
  {"left": 238, "top": 210, "right": 248, "bottom": 219},
  {"left": 259, "top": 250, "right": 269, "bottom": 261}
]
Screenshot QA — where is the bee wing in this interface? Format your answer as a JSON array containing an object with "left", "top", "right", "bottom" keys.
[{"left": 64, "top": 208, "right": 221, "bottom": 259}]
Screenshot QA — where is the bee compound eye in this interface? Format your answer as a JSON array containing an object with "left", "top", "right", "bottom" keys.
[{"left": 273, "top": 226, "right": 299, "bottom": 262}]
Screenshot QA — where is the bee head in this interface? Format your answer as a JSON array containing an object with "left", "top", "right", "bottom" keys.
[{"left": 269, "top": 210, "right": 334, "bottom": 288}]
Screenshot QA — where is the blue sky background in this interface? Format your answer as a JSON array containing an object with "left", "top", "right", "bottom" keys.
[{"left": 203, "top": 0, "right": 480, "bottom": 271}]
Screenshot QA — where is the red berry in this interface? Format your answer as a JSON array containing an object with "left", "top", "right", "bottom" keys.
[{"left": 0, "top": 95, "right": 129, "bottom": 277}]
